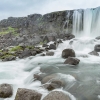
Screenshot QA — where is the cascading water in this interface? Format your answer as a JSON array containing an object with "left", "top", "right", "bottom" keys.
[
  {"left": 73, "top": 7, "right": 100, "bottom": 37},
  {"left": 72, "top": 10, "right": 83, "bottom": 36}
]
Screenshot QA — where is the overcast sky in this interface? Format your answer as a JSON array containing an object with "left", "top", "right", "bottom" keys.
[{"left": 0, "top": 0, "right": 100, "bottom": 20}]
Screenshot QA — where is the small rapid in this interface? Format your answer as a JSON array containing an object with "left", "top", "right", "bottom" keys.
[{"left": 0, "top": 36, "right": 100, "bottom": 100}]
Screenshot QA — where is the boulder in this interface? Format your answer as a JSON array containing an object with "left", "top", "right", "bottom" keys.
[
  {"left": 88, "top": 51, "right": 99, "bottom": 56},
  {"left": 15, "top": 88, "right": 42, "bottom": 100},
  {"left": 31, "top": 51, "right": 37, "bottom": 56},
  {"left": 94, "top": 44, "right": 100, "bottom": 52},
  {"left": 33, "top": 48, "right": 42, "bottom": 53},
  {"left": 2, "top": 55, "right": 16, "bottom": 61},
  {"left": 43, "top": 79, "right": 65, "bottom": 91},
  {"left": 64, "top": 33, "right": 75, "bottom": 40},
  {"left": 43, "top": 91, "right": 70, "bottom": 100},
  {"left": 42, "top": 44, "right": 48, "bottom": 47},
  {"left": 40, "top": 54, "right": 45, "bottom": 56},
  {"left": 19, "top": 49, "right": 31, "bottom": 58},
  {"left": 0, "top": 83, "right": 13, "bottom": 98},
  {"left": 34, "top": 74, "right": 46, "bottom": 81},
  {"left": 46, "top": 52, "right": 54, "bottom": 56},
  {"left": 49, "top": 44, "right": 56, "bottom": 50},
  {"left": 57, "top": 39, "right": 63, "bottom": 43},
  {"left": 64, "top": 57, "right": 80, "bottom": 65},
  {"left": 62, "top": 49, "right": 75, "bottom": 58},
  {"left": 41, "top": 74, "right": 58, "bottom": 84}
]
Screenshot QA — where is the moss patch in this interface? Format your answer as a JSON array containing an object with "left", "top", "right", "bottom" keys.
[
  {"left": 0, "top": 27, "right": 18, "bottom": 35},
  {"left": 1, "top": 54, "right": 14, "bottom": 59},
  {"left": 10, "top": 46, "right": 23, "bottom": 52}
]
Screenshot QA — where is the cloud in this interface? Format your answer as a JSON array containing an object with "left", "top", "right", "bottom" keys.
[{"left": 0, "top": 0, "right": 100, "bottom": 20}]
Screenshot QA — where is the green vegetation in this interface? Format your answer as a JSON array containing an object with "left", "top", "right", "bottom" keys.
[
  {"left": 1, "top": 54, "right": 14, "bottom": 59},
  {"left": 26, "top": 46, "right": 34, "bottom": 49},
  {"left": 10, "top": 46, "right": 23, "bottom": 52},
  {"left": 40, "top": 40, "right": 47, "bottom": 45},
  {"left": 0, "top": 27, "right": 18, "bottom": 35}
]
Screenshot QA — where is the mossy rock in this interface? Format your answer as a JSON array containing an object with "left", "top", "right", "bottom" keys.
[{"left": 1, "top": 54, "right": 16, "bottom": 61}]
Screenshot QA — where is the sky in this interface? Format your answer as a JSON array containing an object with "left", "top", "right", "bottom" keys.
[{"left": 0, "top": 0, "right": 100, "bottom": 20}]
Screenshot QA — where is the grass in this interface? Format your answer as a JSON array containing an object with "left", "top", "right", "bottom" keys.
[
  {"left": 1, "top": 54, "right": 13, "bottom": 59},
  {"left": 10, "top": 46, "right": 23, "bottom": 52},
  {"left": 0, "top": 27, "right": 18, "bottom": 35}
]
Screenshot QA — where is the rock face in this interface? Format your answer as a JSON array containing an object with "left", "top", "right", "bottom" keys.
[
  {"left": 64, "top": 57, "right": 80, "bottom": 65},
  {"left": 43, "top": 91, "right": 70, "bottom": 100},
  {"left": 94, "top": 44, "right": 100, "bottom": 52},
  {"left": 15, "top": 88, "right": 42, "bottom": 100},
  {"left": 62, "top": 49, "right": 75, "bottom": 58},
  {"left": 88, "top": 51, "right": 99, "bottom": 56},
  {"left": 0, "top": 83, "right": 13, "bottom": 98}
]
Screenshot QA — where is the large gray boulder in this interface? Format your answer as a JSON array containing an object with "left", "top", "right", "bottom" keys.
[
  {"left": 49, "top": 44, "right": 56, "bottom": 50},
  {"left": 43, "top": 91, "right": 70, "bottom": 100},
  {"left": 64, "top": 57, "right": 80, "bottom": 65},
  {"left": 15, "top": 88, "right": 42, "bottom": 100},
  {"left": 0, "top": 83, "right": 13, "bottom": 98},
  {"left": 62, "top": 49, "right": 75, "bottom": 58}
]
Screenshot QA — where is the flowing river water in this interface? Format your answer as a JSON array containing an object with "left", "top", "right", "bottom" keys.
[{"left": 1, "top": 7, "right": 100, "bottom": 100}]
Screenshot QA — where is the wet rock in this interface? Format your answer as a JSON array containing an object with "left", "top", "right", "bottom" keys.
[
  {"left": 57, "top": 39, "right": 63, "bottom": 43},
  {"left": 49, "top": 44, "right": 56, "bottom": 50},
  {"left": 34, "top": 73, "right": 46, "bottom": 81},
  {"left": 69, "top": 41, "right": 73, "bottom": 45},
  {"left": 64, "top": 57, "right": 80, "bottom": 65},
  {"left": 64, "top": 33, "right": 75, "bottom": 40},
  {"left": 43, "top": 91, "right": 70, "bottom": 100},
  {"left": 43, "top": 79, "right": 65, "bottom": 91},
  {"left": 42, "top": 44, "right": 48, "bottom": 47},
  {"left": 15, "top": 88, "right": 42, "bottom": 100},
  {"left": 46, "top": 52, "right": 54, "bottom": 56},
  {"left": 2, "top": 55, "right": 16, "bottom": 61},
  {"left": 0, "top": 83, "right": 13, "bottom": 98},
  {"left": 88, "top": 51, "right": 99, "bottom": 56},
  {"left": 62, "top": 49, "right": 75, "bottom": 58},
  {"left": 94, "top": 44, "right": 100, "bottom": 52},
  {"left": 41, "top": 74, "right": 58, "bottom": 84},
  {"left": 40, "top": 53, "right": 45, "bottom": 56}
]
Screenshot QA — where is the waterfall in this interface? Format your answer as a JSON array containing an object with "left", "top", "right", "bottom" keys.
[
  {"left": 72, "top": 7, "right": 100, "bottom": 37},
  {"left": 72, "top": 10, "right": 83, "bottom": 36}
]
